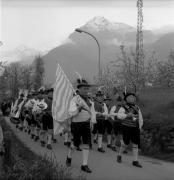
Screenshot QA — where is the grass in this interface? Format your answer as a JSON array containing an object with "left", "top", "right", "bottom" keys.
[{"left": 0, "top": 116, "right": 84, "bottom": 180}]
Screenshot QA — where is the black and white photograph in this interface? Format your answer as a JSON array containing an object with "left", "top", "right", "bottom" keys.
[{"left": 0, "top": 0, "right": 174, "bottom": 179}]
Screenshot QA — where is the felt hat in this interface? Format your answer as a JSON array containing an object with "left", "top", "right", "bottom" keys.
[
  {"left": 76, "top": 78, "right": 91, "bottom": 89},
  {"left": 124, "top": 92, "right": 136, "bottom": 101}
]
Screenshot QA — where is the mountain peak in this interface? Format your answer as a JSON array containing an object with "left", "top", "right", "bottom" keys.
[{"left": 84, "top": 16, "right": 135, "bottom": 32}]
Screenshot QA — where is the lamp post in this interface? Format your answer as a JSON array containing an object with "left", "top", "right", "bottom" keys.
[{"left": 75, "top": 28, "right": 101, "bottom": 82}]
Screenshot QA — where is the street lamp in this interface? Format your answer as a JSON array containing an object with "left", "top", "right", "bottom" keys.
[{"left": 75, "top": 28, "right": 101, "bottom": 82}]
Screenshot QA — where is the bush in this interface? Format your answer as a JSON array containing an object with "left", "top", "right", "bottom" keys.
[{"left": 139, "top": 87, "right": 174, "bottom": 161}]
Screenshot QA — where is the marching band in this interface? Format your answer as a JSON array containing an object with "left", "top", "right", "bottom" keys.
[{"left": 1, "top": 77, "right": 144, "bottom": 173}]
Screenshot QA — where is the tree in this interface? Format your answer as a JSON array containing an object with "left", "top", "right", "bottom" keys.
[
  {"left": 32, "top": 55, "right": 45, "bottom": 91},
  {"left": 108, "top": 45, "right": 145, "bottom": 93},
  {"left": 0, "top": 68, "right": 8, "bottom": 100},
  {"left": 156, "top": 51, "right": 174, "bottom": 87},
  {"left": 6, "top": 62, "right": 22, "bottom": 98},
  {"left": 144, "top": 51, "right": 158, "bottom": 85},
  {"left": 21, "top": 65, "right": 33, "bottom": 90}
]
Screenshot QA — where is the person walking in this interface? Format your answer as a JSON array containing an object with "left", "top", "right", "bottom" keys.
[
  {"left": 66, "top": 78, "right": 93, "bottom": 173},
  {"left": 116, "top": 92, "right": 143, "bottom": 168}
]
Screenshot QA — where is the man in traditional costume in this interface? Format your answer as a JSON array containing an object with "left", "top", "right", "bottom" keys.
[
  {"left": 117, "top": 92, "right": 143, "bottom": 168},
  {"left": 66, "top": 78, "right": 93, "bottom": 173},
  {"left": 109, "top": 95, "right": 124, "bottom": 151},
  {"left": 92, "top": 90, "right": 106, "bottom": 153},
  {"left": 103, "top": 96, "right": 113, "bottom": 149},
  {"left": 23, "top": 96, "right": 35, "bottom": 135},
  {"left": 41, "top": 88, "right": 54, "bottom": 149}
]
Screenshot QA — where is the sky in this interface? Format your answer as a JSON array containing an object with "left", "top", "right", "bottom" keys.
[{"left": 0, "top": 0, "right": 174, "bottom": 53}]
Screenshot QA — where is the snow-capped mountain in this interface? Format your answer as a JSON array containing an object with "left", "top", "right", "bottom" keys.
[
  {"left": 84, "top": 16, "right": 135, "bottom": 32},
  {"left": 71, "top": 16, "right": 156, "bottom": 45}
]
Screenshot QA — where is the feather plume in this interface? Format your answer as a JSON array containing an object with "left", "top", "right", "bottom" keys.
[
  {"left": 98, "top": 86, "right": 105, "bottom": 91},
  {"left": 75, "top": 71, "right": 82, "bottom": 83},
  {"left": 124, "top": 86, "right": 127, "bottom": 95}
]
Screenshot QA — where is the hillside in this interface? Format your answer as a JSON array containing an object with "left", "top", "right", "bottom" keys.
[
  {"left": 42, "top": 17, "right": 174, "bottom": 85},
  {"left": 152, "top": 33, "right": 174, "bottom": 60}
]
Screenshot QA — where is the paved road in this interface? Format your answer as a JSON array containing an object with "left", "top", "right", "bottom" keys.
[{"left": 4, "top": 117, "right": 174, "bottom": 180}]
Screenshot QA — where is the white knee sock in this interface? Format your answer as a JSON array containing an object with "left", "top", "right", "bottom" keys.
[
  {"left": 31, "top": 126, "right": 35, "bottom": 135},
  {"left": 98, "top": 134, "right": 103, "bottom": 148},
  {"left": 68, "top": 144, "right": 74, "bottom": 158},
  {"left": 47, "top": 133, "right": 52, "bottom": 145},
  {"left": 67, "top": 149, "right": 72, "bottom": 158},
  {"left": 82, "top": 149, "right": 89, "bottom": 166},
  {"left": 132, "top": 144, "right": 138, "bottom": 161},
  {"left": 40, "top": 131, "right": 46, "bottom": 142},
  {"left": 64, "top": 133, "right": 69, "bottom": 142},
  {"left": 94, "top": 133, "right": 98, "bottom": 140},
  {"left": 107, "top": 135, "right": 111, "bottom": 145},
  {"left": 35, "top": 128, "right": 39, "bottom": 137},
  {"left": 118, "top": 140, "right": 126, "bottom": 156}
]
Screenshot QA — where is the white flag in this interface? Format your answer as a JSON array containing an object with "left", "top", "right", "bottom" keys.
[{"left": 52, "top": 63, "right": 74, "bottom": 135}]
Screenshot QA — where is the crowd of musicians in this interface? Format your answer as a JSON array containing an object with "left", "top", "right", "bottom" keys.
[{"left": 1, "top": 77, "right": 144, "bottom": 173}]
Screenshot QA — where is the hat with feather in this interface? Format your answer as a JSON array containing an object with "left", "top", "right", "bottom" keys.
[
  {"left": 75, "top": 71, "right": 91, "bottom": 89},
  {"left": 96, "top": 86, "right": 105, "bottom": 96},
  {"left": 19, "top": 89, "right": 24, "bottom": 97},
  {"left": 124, "top": 92, "right": 137, "bottom": 101}
]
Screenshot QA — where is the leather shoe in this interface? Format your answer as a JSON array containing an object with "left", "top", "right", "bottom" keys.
[
  {"left": 117, "top": 155, "right": 122, "bottom": 163},
  {"left": 98, "top": 147, "right": 105, "bottom": 153},
  {"left": 76, "top": 146, "right": 82, "bottom": 151},
  {"left": 47, "top": 144, "right": 52, "bottom": 150},
  {"left": 132, "top": 161, "right": 142, "bottom": 168},
  {"left": 81, "top": 165, "right": 92, "bottom": 173},
  {"left": 66, "top": 156, "right": 71, "bottom": 167}
]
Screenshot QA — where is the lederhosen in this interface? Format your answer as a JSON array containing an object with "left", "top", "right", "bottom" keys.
[
  {"left": 121, "top": 104, "right": 140, "bottom": 148},
  {"left": 71, "top": 95, "right": 91, "bottom": 147},
  {"left": 104, "top": 105, "right": 113, "bottom": 135}
]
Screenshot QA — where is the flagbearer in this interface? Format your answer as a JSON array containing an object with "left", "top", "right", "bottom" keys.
[{"left": 66, "top": 78, "right": 93, "bottom": 173}]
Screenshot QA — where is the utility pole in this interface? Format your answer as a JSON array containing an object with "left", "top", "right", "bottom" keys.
[{"left": 136, "top": 0, "right": 144, "bottom": 90}]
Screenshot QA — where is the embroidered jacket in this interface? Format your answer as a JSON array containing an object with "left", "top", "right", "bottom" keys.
[{"left": 117, "top": 104, "right": 143, "bottom": 129}]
